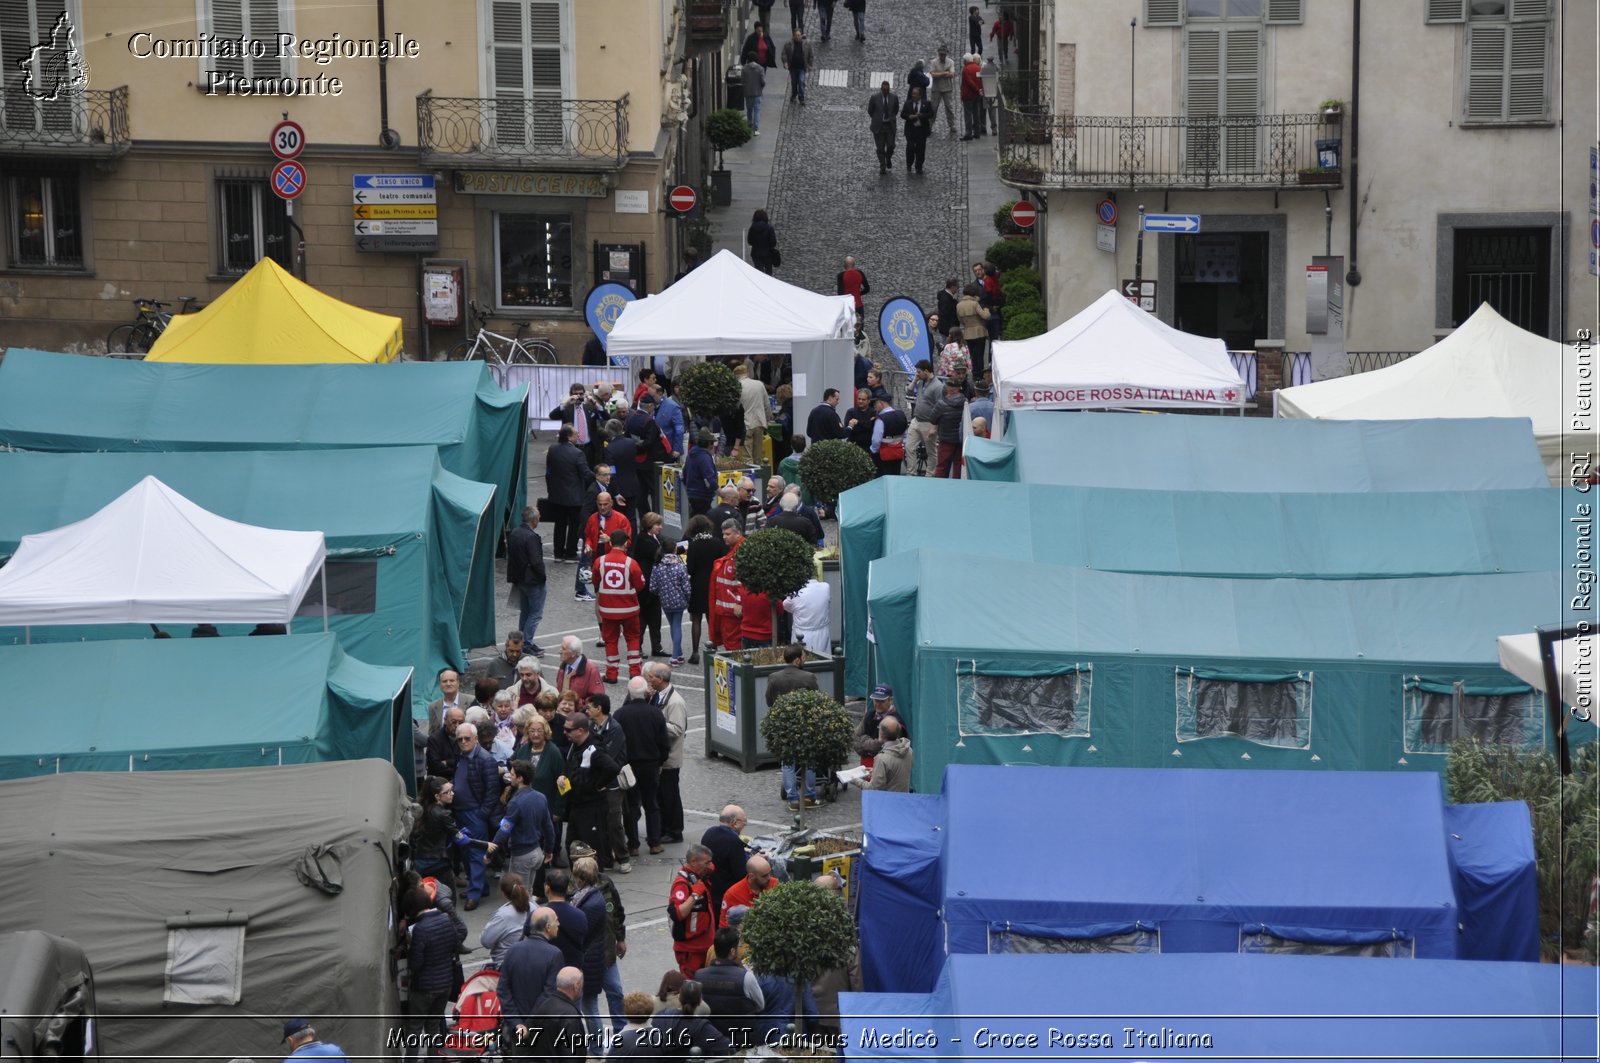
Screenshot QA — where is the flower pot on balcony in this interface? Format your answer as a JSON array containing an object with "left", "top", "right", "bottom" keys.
[
  {"left": 710, "top": 169, "right": 733, "bottom": 206},
  {"left": 1296, "top": 168, "right": 1340, "bottom": 186}
]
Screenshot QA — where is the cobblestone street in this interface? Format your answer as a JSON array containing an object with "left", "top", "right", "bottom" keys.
[{"left": 731, "top": 0, "right": 982, "bottom": 318}]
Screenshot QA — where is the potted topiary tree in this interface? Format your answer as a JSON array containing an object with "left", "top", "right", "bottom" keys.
[
  {"left": 675, "top": 360, "right": 742, "bottom": 449},
  {"left": 738, "top": 878, "right": 858, "bottom": 1031},
  {"left": 797, "top": 439, "right": 875, "bottom": 519},
  {"left": 705, "top": 108, "right": 753, "bottom": 206},
  {"left": 760, "top": 688, "right": 855, "bottom": 827},
  {"left": 735, "top": 527, "right": 817, "bottom": 643}
]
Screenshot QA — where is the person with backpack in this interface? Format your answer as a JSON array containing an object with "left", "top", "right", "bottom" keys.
[{"left": 667, "top": 844, "right": 717, "bottom": 977}]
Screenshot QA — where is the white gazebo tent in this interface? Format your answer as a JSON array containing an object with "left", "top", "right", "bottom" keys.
[
  {"left": 605, "top": 249, "right": 856, "bottom": 358},
  {"left": 1276, "top": 303, "right": 1596, "bottom": 486},
  {"left": 1498, "top": 627, "right": 1595, "bottom": 772},
  {"left": 0, "top": 476, "right": 328, "bottom": 638},
  {"left": 992, "top": 289, "right": 1249, "bottom": 415}
]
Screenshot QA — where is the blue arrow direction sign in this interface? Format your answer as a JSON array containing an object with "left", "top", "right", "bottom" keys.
[
  {"left": 352, "top": 174, "right": 437, "bottom": 204},
  {"left": 353, "top": 174, "right": 435, "bottom": 189},
  {"left": 1143, "top": 213, "right": 1201, "bottom": 233}
]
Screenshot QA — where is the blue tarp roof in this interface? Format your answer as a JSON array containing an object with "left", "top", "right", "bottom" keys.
[
  {"left": 857, "top": 766, "right": 1495, "bottom": 993},
  {"left": 964, "top": 410, "right": 1550, "bottom": 489},
  {"left": 840, "top": 954, "right": 1598, "bottom": 1063}
]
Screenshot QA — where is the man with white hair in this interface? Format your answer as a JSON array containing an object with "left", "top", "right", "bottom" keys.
[
  {"left": 735, "top": 476, "right": 766, "bottom": 532},
  {"left": 783, "top": 483, "right": 826, "bottom": 544},
  {"left": 645, "top": 662, "right": 688, "bottom": 842},
  {"left": 512, "top": 656, "right": 546, "bottom": 708},
  {"left": 556, "top": 636, "right": 604, "bottom": 703},
  {"left": 525, "top": 966, "right": 588, "bottom": 1063},
  {"left": 614, "top": 676, "right": 669, "bottom": 855},
  {"left": 452, "top": 722, "right": 502, "bottom": 910},
  {"left": 707, "top": 482, "right": 742, "bottom": 535},
  {"left": 426, "top": 705, "right": 466, "bottom": 779},
  {"left": 767, "top": 490, "right": 816, "bottom": 542}
]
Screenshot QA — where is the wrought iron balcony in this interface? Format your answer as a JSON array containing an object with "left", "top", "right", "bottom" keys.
[
  {"left": 997, "top": 108, "right": 1342, "bottom": 191},
  {"left": 417, "top": 94, "right": 629, "bottom": 169},
  {"left": 687, "top": 0, "right": 730, "bottom": 44},
  {"left": 0, "top": 86, "right": 130, "bottom": 157}
]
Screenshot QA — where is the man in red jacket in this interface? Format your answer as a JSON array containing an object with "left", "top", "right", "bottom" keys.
[
  {"left": 709, "top": 521, "right": 745, "bottom": 651},
  {"left": 668, "top": 845, "right": 717, "bottom": 976},
  {"left": 584, "top": 492, "right": 634, "bottom": 558},
  {"left": 593, "top": 529, "right": 645, "bottom": 682}
]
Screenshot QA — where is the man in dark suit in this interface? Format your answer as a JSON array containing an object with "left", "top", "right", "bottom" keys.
[
  {"left": 498, "top": 907, "right": 565, "bottom": 1041},
  {"left": 902, "top": 85, "right": 936, "bottom": 174},
  {"left": 544, "top": 425, "right": 593, "bottom": 564},
  {"left": 866, "top": 81, "right": 900, "bottom": 173},
  {"left": 805, "top": 388, "right": 844, "bottom": 443},
  {"left": 936, "top": 275, "right": 960, "bottom": 324},
  {"left": 707, "top": 484, "right": 743, "bottom": 535},
  {"left": 699, "top": 805, "right": 750, "bottom": 920},
  {"left": 522, "top": 966, "right": 589, "bottom": 1063}
]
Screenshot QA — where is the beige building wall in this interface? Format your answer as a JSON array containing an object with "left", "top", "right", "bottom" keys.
[{"left": 1038, "top": 1, "right": 1592, "bottom": 352}]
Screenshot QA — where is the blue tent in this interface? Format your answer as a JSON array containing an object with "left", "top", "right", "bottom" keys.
[
  {"left": 840, "top": 953, "right": 1597, "bottom": 1063},
  {"left": 964, "top": 410, "right": 1550, "bottom": 489},
  {"left": 867, "top": 550, "right": 1592, "bottom": 786},
  {"left": 837, "top": 478, "right": 1574, "bottom": 695},
  {"left": 855, "top": 766, "right": 1540, "bottom": 994}
]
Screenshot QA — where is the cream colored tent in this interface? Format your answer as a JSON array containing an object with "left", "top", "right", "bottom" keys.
[
  {"left": 1276, "top": 304, "right": 1594, "bottom": 486},
  {"left": 146, "top": 258, "right": 402, "bottom": 363}
]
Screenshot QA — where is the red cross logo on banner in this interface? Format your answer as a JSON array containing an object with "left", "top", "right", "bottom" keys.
[
  {"left": 1010, "top": 390, "right": 1027, "bottom": 405},
  {"left": 1225, "top": 389, "right": 1237, "bottom": 401}
]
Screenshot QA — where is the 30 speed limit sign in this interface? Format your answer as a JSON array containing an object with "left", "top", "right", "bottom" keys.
[{"left": 270, "top": 120, "right": 306, "bottom": 160}]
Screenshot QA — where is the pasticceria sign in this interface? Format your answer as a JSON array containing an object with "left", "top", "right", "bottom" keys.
[{"left": 453, "top": 172, "right": 608, "bottom": 197}]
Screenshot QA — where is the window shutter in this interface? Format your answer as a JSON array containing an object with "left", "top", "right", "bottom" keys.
[
  {"left": 247, "top": 0, "right": 283, "bottom": 79},
  {"left": 209, "top": 0, "right": 246, "bottom": 78},
  {"left": 1183, "top": 29, "right": 1220, "bottom": 170},
  {"left": 1144, "top": 0, "right": 1183, "bottom": 28},
  {"left": 1223, "top": 27, "right": 1261, "bottom": 169},
  {"left": 490, "top": 0, "right": 528, "bottom": 146},
  {"left": 1, "top": 0, "right": 67, "bottom": 133},
  {"left": 1264, "top": 0, "right": 1303, "bottom": 25},
  {"left": 528, "top": 0, "right": 564, "bottom": 147},
  {"left": 1463, "top": 23, "right": 1507, "bottom": 121},
  {"left": 1507, "top": 0, "right": 1552, "bottom": 20},
  {"left": 1505, "top": 19, "right": 1549, "bottom": 119},
  {"left": 1424, "top": 0, "right": 1467, "bottom": 24}
]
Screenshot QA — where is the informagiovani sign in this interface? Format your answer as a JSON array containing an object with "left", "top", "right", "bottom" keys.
[{"left": 454, "top": 172, "right": 607, "bottom": 198}]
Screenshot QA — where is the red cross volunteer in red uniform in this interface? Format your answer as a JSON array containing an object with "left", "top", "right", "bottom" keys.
[
  {"left": 593, "top": 529, "right": 645, "bottom": 682},
  {"left": 710, "top": 523, "right": 745, "bottom": 651},
  {"left": 668, "top": 844, "right": 717, "bottom": 977}
]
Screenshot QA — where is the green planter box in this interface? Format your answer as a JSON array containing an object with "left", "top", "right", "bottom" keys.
[
  {"left": 704, "top": 646, "right": 845, "bottom": 772},
  {"left": 659, "top": 459, "right": 770, "bottom": 538}
]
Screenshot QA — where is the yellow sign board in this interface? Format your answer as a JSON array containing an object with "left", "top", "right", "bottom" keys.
[
  {"left": 712, "top": 655, "right": 737, "bottom": 734},
  {"left": 353, "top": 204, "right": 439, "bottom": 219},
  {"left": 659, "top": 465, "right": 680, "bottom": 517}
]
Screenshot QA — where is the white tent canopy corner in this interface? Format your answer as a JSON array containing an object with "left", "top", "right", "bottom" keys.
[
  {"left": 1497, "top": 630, "right": 1596, "bottom": 713},
  {"left": 0, "top": 475, "right": 327, "bottom": 631},
  {"left": 993, "top": 289, "right": 1248, "bottom": 413},
  {"left": 1275, "top": 303, "right": 1596, "bottom": 486},
  {"left": 605, "top": 249, "right": 856, "bottom": 359}
]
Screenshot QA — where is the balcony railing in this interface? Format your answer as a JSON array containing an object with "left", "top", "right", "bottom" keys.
[
  {"left": 417, "top": 95, "right": 629, "bottom": 169},
  {"left": 997, "top": 108, "right": 1342, "bottom": 191},
  {"left": 0, "top": 86, "right": 130, "bottom": 156}
]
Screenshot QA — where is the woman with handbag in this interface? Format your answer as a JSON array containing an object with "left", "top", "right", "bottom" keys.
[{"left": 748, "top": 209, "right": 779, "bottom": 274}]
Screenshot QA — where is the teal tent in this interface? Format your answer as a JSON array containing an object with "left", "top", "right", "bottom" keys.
[
  {"left": 866, "top": 550, "right": 1592, "bottom": 792},
  {"left": 0, "top": 447, "right": 494, "bottom": 714},
  {"left": 0, "top": 634, "right": 412, "bottom": 780},
  {"left": 838, "top": 478, "right": 1577, "bottom": 694},
  {"left": 0, "top": 349, "right": 528, "bottom": 535},
  {"left": 964, "top": 410, "right": 1550, "bottom": 489}
]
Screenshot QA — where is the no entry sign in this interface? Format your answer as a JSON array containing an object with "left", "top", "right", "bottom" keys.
[
  {"left": 668, "top": 185, "right": 697, "bottom": 213},
  {"left": 1011, "top": 201, "right": 1037, "bottom": 228}
]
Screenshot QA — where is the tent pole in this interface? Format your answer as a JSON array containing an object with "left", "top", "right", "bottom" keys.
[
  {"left": 1539, "top": 624, "right": 1583, "bottom": 776},
  {"left": 321, "top": 559, "right": 329, "bottom": 633}
]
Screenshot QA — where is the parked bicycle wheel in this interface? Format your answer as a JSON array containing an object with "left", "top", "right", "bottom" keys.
[
  {"left": 524, "top": 340, "right": 559, "bottom": 366},
  {"left": 106, "top": 323, "right": 157, "bottom": 355},
  {"left": 449, "top": 339, "right": 482, "bottom": 360}
]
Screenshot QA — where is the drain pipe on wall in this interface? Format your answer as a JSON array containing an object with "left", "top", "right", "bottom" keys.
[
  {"left": 1344, "top": 0, "right": 1360, "bottom": 288},
  {"left": 377, "top": 0, "right": 401, "bottom": 148}
]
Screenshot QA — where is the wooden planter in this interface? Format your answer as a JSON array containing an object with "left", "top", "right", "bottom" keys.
[{"left": 1297, "top": 169, "right": 1340, "bottom": 186}]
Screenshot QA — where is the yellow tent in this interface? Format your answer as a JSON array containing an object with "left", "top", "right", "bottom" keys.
[{"left": 145, "top": 258, "right": 403, "bottom": 364}]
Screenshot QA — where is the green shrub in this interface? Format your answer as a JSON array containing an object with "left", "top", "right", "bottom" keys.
[
  {"left": 1004, "top": 297, "right": 1045, "bottom": 322},
  {"left": 739, "top": 879, "right": 858, "bottom": 1025},
  {"left": 993, "top": 202, "right": 1026, "bottom": 236},
  {"left": 985, "top": 237, "right": 1037, "bottom": 272},
  {"left": 1002, "top": 309, "right": 1047, "bottom": 341},
  {"left": 734, "top": 527, "right": 815, "bottom": 602},
  {"left": 1447, "top": 738, "right": 1600, "bottom": 961},
  {"left": 675, "top": 361, "right": 741, "bottom": 419},
  {"left": 1000, "top": 279, "right": 1040, "bottom": 305},
  {"left": 1001, "top": 265, "right": 1040, "bottom": 288},
  {"left": 705, "top": 108, "right": 752, "bottom": 166},
  {"left": 797, "top": 438, "right": 876, "bottom": 510},
  {"left": 760, "top": 688, "right": 856, "bottom": 828}
]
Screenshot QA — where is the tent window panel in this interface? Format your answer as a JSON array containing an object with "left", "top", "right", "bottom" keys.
[
  {"left": 295, "top": 560, "right": 378, "bottom": 617},
  {"left": 1176, "top": 670, "right": 1311, "bottom": 749},
  {"left": 164, "top": 924, "right": 245, "bottom": 1004},
  {"left": 1240, "top": 930, "right": 1413, "bottom": 958},
  {"left": 1403, "top": 679, "right": 1543, "bottom": 755},
  {"left": 994, "top": 929, "right": 1157, "bottom": 955},
  {"left": 957, "top": 667, "right": 1091, "bottom": 738},
  {"left": 494, "top": 212, "right": 573, "bottom": 310}
]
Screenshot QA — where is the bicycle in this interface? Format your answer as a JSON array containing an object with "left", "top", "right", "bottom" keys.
[
  {"left": 106, "top": 296, "right": 204, "bottom": 356},
  {"left": 449, "top": 300, "right": 557, "bottom": 365}
]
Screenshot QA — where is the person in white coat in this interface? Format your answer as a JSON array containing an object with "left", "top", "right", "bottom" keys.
[{"left": 783, "top": 578, "right": 831, "bottom": 653}]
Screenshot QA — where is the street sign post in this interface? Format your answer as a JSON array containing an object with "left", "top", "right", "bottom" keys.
[
  {"left": 1121, "top": 278, "right": 1157, "bottom": 313},
  {"left": 668, "top": 185, "right": 698, "bottom": 213},
  {"left": 1010, "top": 201, "right": 1037, "bottom": 228},
  {"left": 270, "top": 159, "right": 306, "bottom": 201},
  {"left": 1142, "top": 213, "right": 1202, "bottom": 233},
  {"left": 352, "top": 174, "right": 438, "bottom": 254},
  {"left": 270, "top": 119, "right": 305, "bottom": 160}
]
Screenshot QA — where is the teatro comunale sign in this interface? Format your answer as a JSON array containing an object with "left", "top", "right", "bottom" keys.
[{"left": 453, "top": 171, "right": 608, "bottom": 197}]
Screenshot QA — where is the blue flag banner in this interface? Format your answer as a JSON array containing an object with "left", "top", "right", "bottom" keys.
[
  {"left": 878, "top": 296, "right": 926, "bottom": 374},
  {"left": 584, "top": 283, "right": 635, "bottom": 349}
]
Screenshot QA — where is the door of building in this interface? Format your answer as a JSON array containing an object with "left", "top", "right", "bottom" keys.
[
  {"left": 1452, "top": 227, "right": 1550, "bottom": 337},
  {"left": 1173, "top": 232, "right": 1269, "bottom": 351}
]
